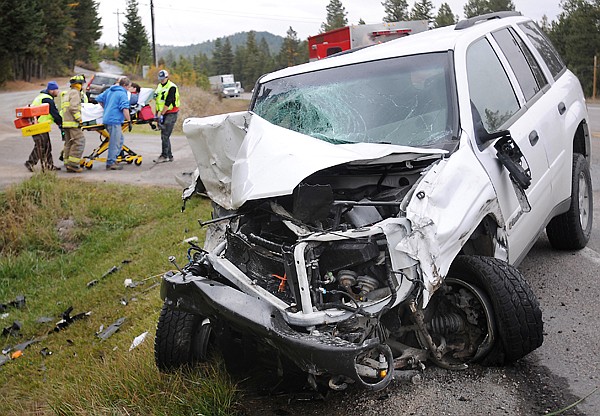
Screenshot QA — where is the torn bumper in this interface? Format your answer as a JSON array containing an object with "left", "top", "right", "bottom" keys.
[{"left": 160, "top": 271, "right": 382, "bottom": 384}]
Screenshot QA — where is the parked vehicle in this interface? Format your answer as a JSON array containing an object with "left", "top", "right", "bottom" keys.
[
  {"left": 85, "top": 72, "right": 120, "bottom": 103},
  {"left": 208, "top": 74, "right": 240, "bottom": 98},
  {"left": 308, "top": 20, "right": 429, "bottom": 60},
  {"left": 156, "top": 12, "right": 592, "bottom": 392}
]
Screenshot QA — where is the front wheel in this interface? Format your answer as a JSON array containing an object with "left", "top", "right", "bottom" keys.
[
  {"left": 154, "top": 303, "right": 214, "bottom": 372},
  {"left": 546, "top": 153, "right": 593, "bottom": 250},
  {"left": 428, "top": 256, "right": 543, "bottom": 366}
]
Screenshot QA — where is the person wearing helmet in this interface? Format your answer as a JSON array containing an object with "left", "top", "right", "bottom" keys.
[
  {"left": 60, "top": 74, "right": 87, "bottom": 173},
  {"left": 153, "top": 69, "right": 180, "bottom": 163},
  {"left": 24, "top": 81, "right": 63, "bottom": 172}
]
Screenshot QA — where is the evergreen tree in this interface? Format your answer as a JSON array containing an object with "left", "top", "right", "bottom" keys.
[
  {"left": 242, "top": 31, "right": 262, "bottom": 88},
  {"left": 69, "top": 0, "right": 102, "bottom": 68},
  {"left": 548, "top": 0, "right": 600, "bottom": 96},
  {"left": 43, "top": 0, "right": 73, "bottom": 76},
  {"left": 277, "top": 26, "right": 302, "bottom": 68},
  {"left": 119, "top": 0, "right": 151, "bottom": 70},
  {"left": 411, "top": 0, "right": 434, "bottom": 21},
  {"left": 382, "top": 0, "right": 409, "bottom": 22},
  {"left": 464, "top": 0, "right": 515, "bottom": 18},
  {"left": 211, "top": 38, "right": 223, "bottom": 74},
  {"left": 435, "top": 2, "right": 457, "bottom": 27},
  {"left": 358, "top": 18, "right": 366, "bottom": 24},
  {"left": 321, "top": 0, "right": 348, "bottom": 32},
  {"left": 233, "top": 45, "right": 246, "bottom": 88},
  {"left": 259, "top": 37, "right": 275, "bottom": 75},
  {"left": 220, "top": 38, "right": 234, "bottom": 74}
]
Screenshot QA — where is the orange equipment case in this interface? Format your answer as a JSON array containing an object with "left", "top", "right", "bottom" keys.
[{"left": 15, "top": 103, "right": 49, "bottom": 118}]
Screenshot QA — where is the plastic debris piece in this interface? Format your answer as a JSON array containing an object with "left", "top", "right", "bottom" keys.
[
  {"left": 0, "top": 295, "right": 26, "bottom": 312},
  {"left": 120, "top": 298, "right": 128, "bottom": 306},
  {"left": 129, "top": 331, "right": 148, "bottom": 351},
  {"left": 49, "top": 307, "right": 91, "bottom": 334},
  {"left": 0, "top": 355, "right": 10, "bottom": 366},
  {"left": 36, "top": 317, "right": 54, "bottom": 324},
  {"left": 121, "top": 259, "right": 132, "bottom": 264},
  {"left": 124, "top": 278, "right": 137, "bottom": 288},
  {"left": 66, "top": 339, "right": 74, "bottom": 346},
  {"left": 2, "top": 321, "right": 22, "bottom": 336},
  {"left": 1, "top": 313, "right": 8, "bottom": 319},
  {"left": 101, "top": 265, "right": 120, "bottom": 279},
  {"left": 13, "top": 339, "right": 39, "bottom": 352},
  {"left": 183, "top": 236, "right": 199, "bottom": 243},
  {"left": 40, "top": 347, "right": 52, "bottom": 357},
  {"left": 97, "top": 317, "right": 126, "bottom": 340},
  {"left": 11, "top": 350, "right": 23, "bottom": 359},
  {"left": 86, "top": 279, "right": 99, "bottom": 288}
]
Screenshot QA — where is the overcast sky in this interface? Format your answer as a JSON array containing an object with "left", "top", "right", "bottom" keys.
[{"left": 97, "top": 0, "right": 563, "bottom": 46}]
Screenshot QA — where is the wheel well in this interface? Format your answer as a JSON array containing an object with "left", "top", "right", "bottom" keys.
[
  {"left": 573, "top": 120, "right": 589, "bottom": 158},
  {"left": 460, "top": 215, "right": 501, "bottom": 258}
]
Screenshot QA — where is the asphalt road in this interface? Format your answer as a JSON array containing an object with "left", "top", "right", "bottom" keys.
[{"left": 1, "top": 88, "right": 599, "bottom": 415}]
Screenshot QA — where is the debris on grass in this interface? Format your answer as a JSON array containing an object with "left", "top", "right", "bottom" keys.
[
  {"left": 2, "top": 321, "right": 22, "bottom": 337},
  {"left": 129, "top": 331, "right": 148, "bottom": 351},
  {"left": 49, "top": 307, "right": 91, "bottom": 334},
  {"left": 0, "top": 295, "right": 26, "bottom": 312},
  {"left": 97, "top": 317, "right": 126, "bottom": 340}
]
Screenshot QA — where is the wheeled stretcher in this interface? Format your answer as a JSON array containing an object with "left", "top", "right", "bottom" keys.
[{"left": 80, "top": 88, "right": 156, "bottom": 170}]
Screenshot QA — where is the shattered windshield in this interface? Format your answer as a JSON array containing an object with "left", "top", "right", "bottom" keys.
[{"left": 252, "top": 52, "right": 457, "bottom": 148}]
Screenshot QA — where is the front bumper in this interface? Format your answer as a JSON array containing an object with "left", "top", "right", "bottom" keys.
[{"left": 161, "top": 271, "right": 384, "bottom": 385}]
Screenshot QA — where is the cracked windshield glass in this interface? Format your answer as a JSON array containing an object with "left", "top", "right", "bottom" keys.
[{"left": 253, "top": 52, "right": 456, "bottom": 149}]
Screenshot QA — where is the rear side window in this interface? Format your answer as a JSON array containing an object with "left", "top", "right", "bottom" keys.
[
  {"left": 492, "top": 28, "right": 545, "bottom": 101},
  {"left": 467, "top": 38, "right": 520, "bottom": 133},
  {"left": 518, "top": 21, "right": 565, "bottom": 79}
]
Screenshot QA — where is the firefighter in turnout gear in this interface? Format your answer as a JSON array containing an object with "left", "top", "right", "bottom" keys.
[
  {"left": 24, "top": 81, "right": 63, "bottom": 172},
  {"left": 60, "top": 74, "right": 86, "bottom": 173}
]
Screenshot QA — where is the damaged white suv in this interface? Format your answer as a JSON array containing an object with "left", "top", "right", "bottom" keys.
[{"left": 155, "top": 12, "right": 592, "bottom": 391}]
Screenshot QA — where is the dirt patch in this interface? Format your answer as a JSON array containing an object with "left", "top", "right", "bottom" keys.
[{"left": 1, "top": 77, "right": 70, "bottom": 92}]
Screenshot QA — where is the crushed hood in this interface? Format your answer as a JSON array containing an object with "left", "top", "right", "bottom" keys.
[{"left": 183, "top": 111, "right": 447, "bottom": 210}]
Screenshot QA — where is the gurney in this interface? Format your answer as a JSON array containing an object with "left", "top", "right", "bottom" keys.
[{"left": 80, "top": 88, "right": 156, "bottom": 169}]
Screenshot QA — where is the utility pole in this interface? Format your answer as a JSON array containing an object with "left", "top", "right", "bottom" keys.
[
  {"left": 114, "top": 9, "right": 122, "bottom": 47},
  {"left": 150, "top": 0, "right": 157, "bottom": 67},
  {"left": 593, "top": 55, "right": 597, "bottom": 100}
]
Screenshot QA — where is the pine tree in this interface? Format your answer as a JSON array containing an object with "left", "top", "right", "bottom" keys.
[
  {"left": 243, "top": 31, "right": 262, "bottom": 88},
  {"left": 220, "top": 38, "right": 234, "bottom": 74},
  {"left": 119, "top": 0, "right": 151, "bottom": 70},
  {"left": 435, "top": 2, "right": 457, "bottom": 27},
  {"left": 277, "top": 26, "right": 301, "bottom": 68},
  {"left": 487, "top": 0, "right": 515, "bottom": 12},
  {"left": 69, "top": 0, "right": 102, "bottom": 68},
  {"left": 43, "top": 0, "right": 73, "bottom": 76},
  {"left": 464, "top": 0, "right": 490, "bottom": 17},
  {"left": 321, "top": 0, "right": 348, "bottom": 32},
  {"left": 411, "top": 0, "right": 434, "bottom": 21},
  {"left": 211, "top": 38, "right": 223, "bottom": 74},
  {"left": 382, "top": 0, "right": 409, "bottom": 22}
]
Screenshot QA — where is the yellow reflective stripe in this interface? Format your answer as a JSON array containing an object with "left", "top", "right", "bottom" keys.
[
  {"left": 68, "top": 156, "right": 81, "bottom": 163},
  {"left": 63, "top": 121, "right": 79, "bottom": 128}
]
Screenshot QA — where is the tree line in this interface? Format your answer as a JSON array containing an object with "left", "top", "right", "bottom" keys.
[{"left": 1, "top": 0, "right": 599, "bottom": 98}]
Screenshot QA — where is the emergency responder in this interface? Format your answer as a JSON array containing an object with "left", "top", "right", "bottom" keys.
[
  {"left": 153, "top": 69, "right": 180, "bottom": 163},
  {"left": 24, "top": 81, "right": 63, "bottom": 172},
  {"left": 60, "top": 74, "right": 86, "bottom": 173}
]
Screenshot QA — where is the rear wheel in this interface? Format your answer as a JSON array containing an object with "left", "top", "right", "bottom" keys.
[
  {"left": 428, "top": 256, "right": 543, "bottom": 366},
  {"left": 546, "top": 153, "right": 593, "bottom": 250},
  {"left": 154, "top": 303, "right": 213, "bottom": 371}
]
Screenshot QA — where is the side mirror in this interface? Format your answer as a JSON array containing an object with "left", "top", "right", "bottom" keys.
[{"left": 493, "top": 133, "right": 531, "bottom": 190}]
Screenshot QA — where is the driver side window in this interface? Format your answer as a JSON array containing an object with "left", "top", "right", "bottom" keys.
[{"left": 467, "top": 38, "right": 520, "bottom": 133}]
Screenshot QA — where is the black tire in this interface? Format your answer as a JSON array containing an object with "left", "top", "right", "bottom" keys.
[
  {"left": 546, "top": 153, "right": 593, "bottom": 250},
  {"left": 445, "top": 255, "right": 543, "bottom": 365},
  {"left": 154, "top": 303, "right": 213, "bottom": 372}
]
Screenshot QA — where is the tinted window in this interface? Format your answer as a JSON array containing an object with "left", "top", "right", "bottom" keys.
[
  {"left": 493, "top": 28, "right": 540, "bottom": 101},
  {"left": 518, "top": 21, "right": 565, "bottom": 79},
  {"left": 467, "top": 38, "right": 520, "bottom": 133},
  {"left": 513, "top": 28, "right": 548, "bottom": 90}
]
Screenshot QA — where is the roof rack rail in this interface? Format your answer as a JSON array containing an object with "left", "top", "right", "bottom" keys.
[{"left": 455, "top": 11, "right": 522, "bottom": 30}]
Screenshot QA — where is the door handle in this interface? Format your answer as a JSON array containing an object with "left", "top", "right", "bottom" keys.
[
  {"left": 529, "top": 130, "right": 539, "bottom": 146},
  {"left": 558, "top": 102, "right": 566, "bottom": 115}
]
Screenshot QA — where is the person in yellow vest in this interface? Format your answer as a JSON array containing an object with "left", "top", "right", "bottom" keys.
[
  {"left": 153, "top": 69, "right": 180, "bottom": 163},
  {"left": 24, "top": 81, "right": 63, "bottom": 172},
  {"left": 60, "top": 74, "right": 86, "bottom": 173}
]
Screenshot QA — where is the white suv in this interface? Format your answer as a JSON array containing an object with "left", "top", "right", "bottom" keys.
[{"left": 156, "top": 12, "right": 592, "bottom": 391}]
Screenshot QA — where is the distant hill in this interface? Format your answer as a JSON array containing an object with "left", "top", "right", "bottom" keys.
[{"left": 157, "top": 31, "right": 285, "bottom": 60}]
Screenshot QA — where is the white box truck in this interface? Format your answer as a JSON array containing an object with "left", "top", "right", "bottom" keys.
[{"left": 209, "top": 74, "right": 240, "bottom": 98}]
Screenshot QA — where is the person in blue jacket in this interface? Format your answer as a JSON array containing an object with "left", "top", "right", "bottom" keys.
[{"left": 95, "top": 77, "right": 132, "bottom": 170}]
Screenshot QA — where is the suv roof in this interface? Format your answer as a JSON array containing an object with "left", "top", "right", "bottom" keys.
[{"left": 261, "top": 14, "right": 531, "bottom": 83}]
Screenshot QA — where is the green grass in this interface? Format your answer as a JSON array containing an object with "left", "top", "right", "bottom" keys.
[{"left": 0, "top": 173, "right": 240, "bottom": 415}]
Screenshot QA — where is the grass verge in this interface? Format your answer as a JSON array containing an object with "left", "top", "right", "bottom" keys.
[{"left": 0, "top": 173, "right": 239, "bottom": 415}]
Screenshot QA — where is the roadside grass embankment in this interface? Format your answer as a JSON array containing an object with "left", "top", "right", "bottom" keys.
[{"left": 0, "top": 173, "right": 238, "bottom": 415}]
